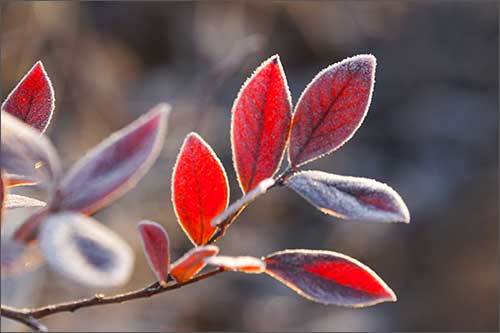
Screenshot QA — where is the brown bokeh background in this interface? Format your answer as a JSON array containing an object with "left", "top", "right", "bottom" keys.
[{"left": 1, "top": 1, "right": 498, "bottom": 331}]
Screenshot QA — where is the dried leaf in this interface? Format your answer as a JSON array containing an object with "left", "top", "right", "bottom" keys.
[
  {"left": 1, "top": 61, "right": 55, "bottom": 132},
  {"left": 5, "top": 194, "right": 46, "bottom": 209},
  {"left": 1, "top": 111, "right": 61, "bottom": 188},
  {"left": 205, "top": 255, "right": 265, "bottom": 274},
  {"left": 172, "top": 133, "right": 229, "bottom": 245},
  {"left": 286, "top": 170, "right": 410, "bottom": 223},
  {"left": 264, "top": 249, "right": 396, "bottom": 307},
  {"left": 58, "top": 104, "right": 169, "bottom": 215},
  {"left": 1, "top": 238, "right": 45, "bottom": 277},
  {"left": 137, "top": 220, "right": 170, "bottom": 286},
  {"left": 211, "top": 177, "right": 274, "bottom": 227},
  {"left": 289, "top": 55, "right": 376, "bottom": 167},
  {"left": 170, "top": 245, "right": 219, "bottom": 283},
  {"left": 39, "top": 212, "right": 134, "bottom": 287},
  {"left": 231, "top": 55, "right": 292, "bottom": 192}
]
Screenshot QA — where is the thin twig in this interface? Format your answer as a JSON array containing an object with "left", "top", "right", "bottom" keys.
[{"left": 1, "top": 268, "right": 224, "bottom": 331}]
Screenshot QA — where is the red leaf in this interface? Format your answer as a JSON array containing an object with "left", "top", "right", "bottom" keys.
[
  {"left": 0, "top": 172, "right": 5, "bottom": 223},
  {"left": 289, "top": 55, "right": 376, "bottom": 167},
  {"left": 57, "top": 104, "right": 169, "bottom": 215},
  {"left": 170, "top": 245, "right": 219, "bottom": 283},
  {"left": 12, "top": 208, "right": 49, "bottom": 243},
  {"left": 285, "top": 171, "right": 410, "bottom": 223},
  {"left": 3, "top": 173, "right": 37, "bottom": 188},
  {"left": 231, "top": 55, "right": 292, "bottom": 193},
  {"left": 264, "top": 249, "right": 396, "bottom": 307},
  {"left": 172, "top": 133, "right": 229, "bottom": 245},
  {"left": 137, "top": 220, "right": 170, "bottom": 286},
  {"left": 2, "top": 61, "right": 55, "bottom": 133},
  {"left": 205, "top": 255, "right": 266, "bottom": 274}
]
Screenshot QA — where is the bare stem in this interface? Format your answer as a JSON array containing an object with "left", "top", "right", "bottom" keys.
[{"left": 1, "top": 268, "right": 224, "bottom": 331}]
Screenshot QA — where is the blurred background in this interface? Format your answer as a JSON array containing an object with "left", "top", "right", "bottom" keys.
[{"left": 1, "top": 1, "right": 498, "bottom": 331}]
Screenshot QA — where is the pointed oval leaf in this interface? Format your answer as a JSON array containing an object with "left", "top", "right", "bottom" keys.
[
  {"left": 1, "top": 111, "right": 61, "bottom": 188},
  {"left": 170, "top": 245, "right": 219, "bottom": 283},
  {"left": 137, "top": 220, "right": 170, "bottom": 286},
  {"left": 5, "top": 194, "right": 46, "bottom": 209},
  {"left": 289, "top": 55, "right": 376, "bottom": 167},
  {"left": 172, "top": 133, "right": 229, "bottom": 245},
  {"left": 211, "top": 177, "right": 274, "bottom": 227},
  {"left": 286, "top": 170, "right": 410, "bottom": 223},
  {"left": 57, "top": 104, "right": 169, "bottom": 215},
  {"left": 1, "top": 238, "right": 45, "bottom": 277},
  {"left": 1, "top": 61, "right": 55, "bottom": 132},
  {"left": 231, "top": 55, "right": 292, "bottom": 193},
  {"left": 264, "top": 249, "right": 396, "bottom": 307},
  {"left": 39, "top": 212, "right": 134, "bottom": 287},
  {"left": 205, "top": 255, "right": 265, "bottom": 274}
]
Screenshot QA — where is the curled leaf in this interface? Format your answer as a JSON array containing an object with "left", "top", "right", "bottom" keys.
[
  {"left": 170, "top": 245, "right": 219, "bottom": 283},
  {"left": 1, "top": 111, "right": 61, "bottom": 188},
  {"left": 231, "top": 55, "right": 292, "bottom": 192},
  {"left": 285, "top": 170, "right": 410, "bottom": 223},
  {"left": 289, "top": 55, "right": 376, "bottom": 167},
  {"left": 39, "top": 212, "right": 134, "bottom": 287},
  {"left": 264, "top": 249, "right": 396, "bottom": 307},
  {"left": 57, "top": 103, "right": 169, "bottom": 215},
  {"left": 211, "top": 177, "right": 274, "bottom": 227},
  {"left": 1, "top": 61, "right": 55, "bottom": 132},
  {"left": 137, "top": 220, "right": 170, "bottom": 286},
  {"left": 205, "top": 255, "right": 265, "bottom": 274},
  {"left": 5, "top": 194, "right": 46, "bottom": 209},
  {"left": 1, "top": 238, "right": 45, "bottom": 277},
  {"left": 172, "top": 133, "right": 229, "bottom": 245}
]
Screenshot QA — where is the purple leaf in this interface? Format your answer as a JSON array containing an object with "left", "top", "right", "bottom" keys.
[
  {"left": 289, "top": 55, "right": 376, "bottom": 167},
  {"left": 5, "top": 194, "right": 46, "bottom": 209},
  {"left": 285, "top": 171, "right": 410, "bottom": 223},
  {"left": 137, "top": 220, "right": 170, "bottom": 286},
  {"left": 264, "top": 249, "right": 396, "bottom": 307},
  {"left": 57, "top": 103, "right": 169, "bottom": 215},
  {"left": 39, "top": 212, "right": 134, "bottom": 287},
  {"left": 205, "top": 255, "right": 265, "bottom": 274},
  {"left": 1, "top": 61, "right": 55, "bottom": 133},
  {"left": 1, "top": 111, "right": 61, "bottom": 188}
]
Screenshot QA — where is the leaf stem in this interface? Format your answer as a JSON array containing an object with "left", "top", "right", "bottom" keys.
[{"left": 0, "top": 268, "right": 225, "bottom": 331}]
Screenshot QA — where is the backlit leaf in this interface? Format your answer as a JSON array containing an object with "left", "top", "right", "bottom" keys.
[
  {"left": 289, "top": 55, "right": 376, "bottom": 167},
  {"left": 170, "top": 245, "right": 219, "bottom": 283},
  {"left": 264, "top": 249, "right": 396, "bottom": 307},
  {"left": 231, "top": 55, "right": 292, "bottom": 192},
  {"left": 205, "top": 255, "right": 265, "bottom": 274},
  {"left": 57, "top": 103, "right": 169, "bottom": 215},
  {"left": 39, "top": 212, "right": 134, "bottom": 287},
  {"left": 172, "top": 133, "right": 229, "bottom": 245},
  {"left": 5, "top": 194, "right": 46, "bottom": 209},
  {"left": 1, "top": 111, "right": 61, "bottom": 188},
  {"left": 137, "top": 220, "right": 170, "bottom": 286},
  {"left": 1, "top": 61, "right": 55, "bottom": 132},
  {"left": 285, "top": 171, "right": 410, "bottom": 223}
]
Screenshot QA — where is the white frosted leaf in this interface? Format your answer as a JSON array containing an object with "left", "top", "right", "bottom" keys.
[
  {"left": 205, "top": 255, "right": 265, "bottom": 273},
  {"left": 285, "top": 170, "right": 410, "bottom": 223},
  {"left": 5, "top": 194, "right": 46, "bottom": 209},
  {"left": 39, "top": 212, "right": 134, "bottom": 287},
  {"left": 1, "top": 111, "right": 61, "bottom": 189}
]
